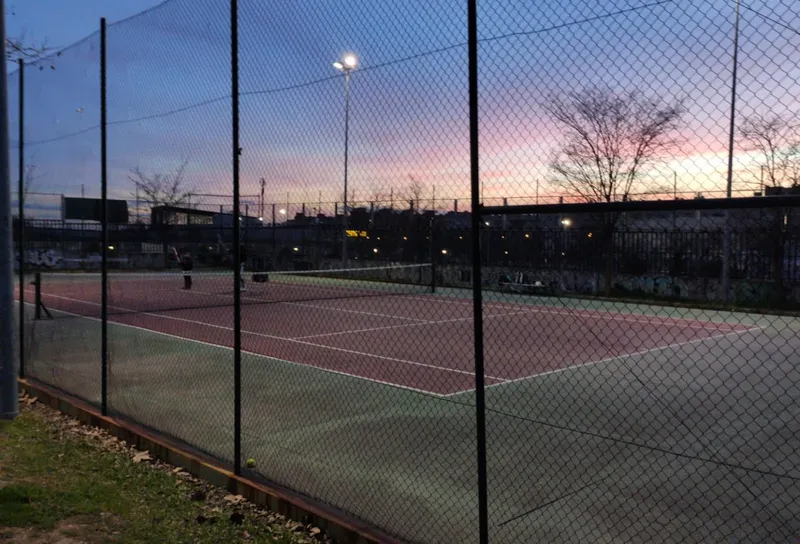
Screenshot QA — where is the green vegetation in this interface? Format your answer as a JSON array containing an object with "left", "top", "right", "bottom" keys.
[{"left": 0, "top": 401, "right": 318, "bottom": 543}]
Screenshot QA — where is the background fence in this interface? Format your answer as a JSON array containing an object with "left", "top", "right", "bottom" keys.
[{"left": 11, "top": 0, "right": 800, "bottom": 542}]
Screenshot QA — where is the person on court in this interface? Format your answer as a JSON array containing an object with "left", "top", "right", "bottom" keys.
[
  {"left": 239, "top": 245, "right": 248, "bottom": 291},
  {"left": 181, "top": 250, "right": 194, "bottom": 289}
]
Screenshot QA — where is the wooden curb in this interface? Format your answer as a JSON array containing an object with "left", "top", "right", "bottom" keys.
[{"left": 19, "top": 378, "right": 403, "bottom": 544}]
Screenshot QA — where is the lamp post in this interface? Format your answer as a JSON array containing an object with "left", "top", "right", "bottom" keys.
[
  {"left": 333, "top": 53, "right": 357, "bottom": 263},
  {"left": 722, "top": 0, "right": 741, "bottom": 304}
]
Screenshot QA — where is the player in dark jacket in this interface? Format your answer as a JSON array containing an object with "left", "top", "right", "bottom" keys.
[
  {"left": 181, "top": 251, "right": 194, "bottom": 290},
  {"left": 238, "top": 245, "right": 248, "bottom": 291}
]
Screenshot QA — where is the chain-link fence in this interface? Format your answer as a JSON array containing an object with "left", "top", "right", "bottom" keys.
[{"left": 10, "top": 0, "right": 800, "bottom": 542}]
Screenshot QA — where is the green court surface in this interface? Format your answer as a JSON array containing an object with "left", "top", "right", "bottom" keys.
[{"left": 18, "top": 282, "right": 800, "bottom": 543}]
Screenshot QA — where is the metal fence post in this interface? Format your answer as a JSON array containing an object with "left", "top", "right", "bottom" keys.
[
  {"left": 100, "top": 17, "right": 109, "bottom": 416},
  {"left": 0, "top": 0, "right": 18, "bottom": 422},
  {"left": 467, "top": 0, "right": 489, "bottom": 541},
  {"left": 17, "top": 58, "right": 24, "bottom": 380},
  {"left": 231, "top": 0, "right": 242, "bottom": 477},
  {"left": 430, "top": 215, "right": 437, "bottom": 293}
]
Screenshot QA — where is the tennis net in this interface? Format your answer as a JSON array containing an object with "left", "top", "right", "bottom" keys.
[{"left": 35, "top": 263, "right": 434, "bottom": 317}]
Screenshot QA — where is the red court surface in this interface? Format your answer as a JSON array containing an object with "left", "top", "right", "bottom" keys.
[{"left": 25, "top": 279, "right": 755, "bottom": 396}]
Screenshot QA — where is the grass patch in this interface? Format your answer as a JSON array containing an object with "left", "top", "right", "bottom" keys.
[{"left": 0, "top": 402, "right": 317, "bottom": 543}]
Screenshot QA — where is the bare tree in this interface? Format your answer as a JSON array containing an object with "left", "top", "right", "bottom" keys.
[
  {"left": 128, "top": 161, "right": 195, "bottom": 225},
  {"left": 544, "top": 88, "right": 684, "bottom": 295},
  {"left": 740, "top": 113, "right": 800, "bottom": 188},
  {"left": 5, "top": 6, "right": 61, "bottom": 66},
  {"left": 6, "top": 39, "right": 59, "bottom": 64},
  {"left": 21, "top": 163, "right": 39, "bottom": 202},
  {"left": 15, "top": 163, "right": 40, "bottom": 223},
  {"left": 739, "top": 114, "right": 800, "bottom": 302},
  {"left": 544, "top": 88, "right": 685, "bottom": 203},
  {"left": 406, "top": 175, "right": 426, "bottom": 212}
]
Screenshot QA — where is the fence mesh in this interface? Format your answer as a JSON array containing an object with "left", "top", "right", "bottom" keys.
[
  {"left": 10, "top": 0, "right": 800, "bottom": 542},
  {"left": 236, "top": 1, "right": 476, "bottom": 540},
  {"left": 103, "top": 0, "right": 236, "bottom": 465},
  {"left": 479, "top": 204, "right": 800, "bottom": 541},
  {"left": 18, "top": 32, "right": 103, "bottom": 406}
]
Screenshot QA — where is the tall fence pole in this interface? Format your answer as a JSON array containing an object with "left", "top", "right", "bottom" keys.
[
  {"left": 722, "top": 0, "right": 741, "bottom": 304},
  {"left": 430, "top": 215, "right": 437, "bottom": 293},
  {"left": 231, "top": 0, "right": 242, "bottom": 476},
  {"left": 100, "top": 17, "right": 109, "bottom": 416},
  {"left": 467, "top": 0, "right": 489, "bottom": 541},
  {"left": 17, "top": 58, "right": 24, "bottom": 380},
  {"left": 0, "top": 0, "right": 19, "bottom": 421},
  {"left": 341, "top": 71, "right": 352, "bottom": 264},
  {"left": 271, "top": 203, "right": 276, "bottom": 257}
]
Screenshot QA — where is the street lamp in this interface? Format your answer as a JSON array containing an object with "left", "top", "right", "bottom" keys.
[{"left": 334, "top": 52, "right": 358, "bottom": 263}]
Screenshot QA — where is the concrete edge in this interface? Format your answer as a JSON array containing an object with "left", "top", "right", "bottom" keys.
[{"left": 18, "top": 378, "right": 404, "bottom": 544}]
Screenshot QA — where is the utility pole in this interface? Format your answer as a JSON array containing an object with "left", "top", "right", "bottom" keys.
[
  {"left": 722, "top": 0, "right": 741, "bottom": 305},
  {"left": 259, "top": 177, "right": 265, "bottom": 220}
]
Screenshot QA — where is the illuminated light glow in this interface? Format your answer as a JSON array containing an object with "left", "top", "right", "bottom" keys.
[
  {"left": 334, "top": 54, "right": 358, "bottom": 72},
  {"left": 441, "top": 249, "right": 448, "bottom": 255}
]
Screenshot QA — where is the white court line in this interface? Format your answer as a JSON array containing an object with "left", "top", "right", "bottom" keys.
[
  {"left": 41, "top": 293, "right": 507, "bottom": 382},
  {"left": 397, "top": 292, "right": 743, "bottom": 332},
  {"left": 25, "top": 301, "right": 451, "bottom": 398},
  {"left": 443, "top": 326, "right": 762, "bottom": 398},
  {"left": 292, "top": 309, "right": 544, "bottom": 340},
  {"left": 43, "top": 276, "right": 734, "bottom": 331},
  {"left": 280, "top": 299, "right": 430, "bottom": 323}
]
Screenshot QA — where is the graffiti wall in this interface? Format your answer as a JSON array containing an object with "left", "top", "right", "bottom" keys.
[{"left": 14, "top": 249, "right": 65, "bottom": 269}]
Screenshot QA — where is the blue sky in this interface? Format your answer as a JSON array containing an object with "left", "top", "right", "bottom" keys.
[
  {"left": 6, "top": 0, "right": 164, "bottom": 56},
  {"left": 7, "top": 0, "right": 800, "bottom": 218}
]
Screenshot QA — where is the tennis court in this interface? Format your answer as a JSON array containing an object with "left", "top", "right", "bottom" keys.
[
  {"left": 18, "top": 267, "right": 800, "bottom": 542},
  {"left": 28, "top": 265, "right": 756, "bottom": 396}
]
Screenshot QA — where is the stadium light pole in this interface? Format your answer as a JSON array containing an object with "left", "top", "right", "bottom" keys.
[{"left": 334, "top": 53, "right": 357, "bottom": 264}]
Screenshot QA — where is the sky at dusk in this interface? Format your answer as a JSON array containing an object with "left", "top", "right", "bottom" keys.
[{"left": 6, "top": 0, "right": 800, "bottom": 219}]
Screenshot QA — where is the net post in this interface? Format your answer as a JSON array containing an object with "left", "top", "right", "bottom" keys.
[
  {"left": 231, "top": 0, "right": 242, "bottom": 478},
  {"left": 100, "top": 17, "right": 109, "bottom": 417},
  {"left": 17, "top": 58, "right": 24, "bottom": 379}
]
